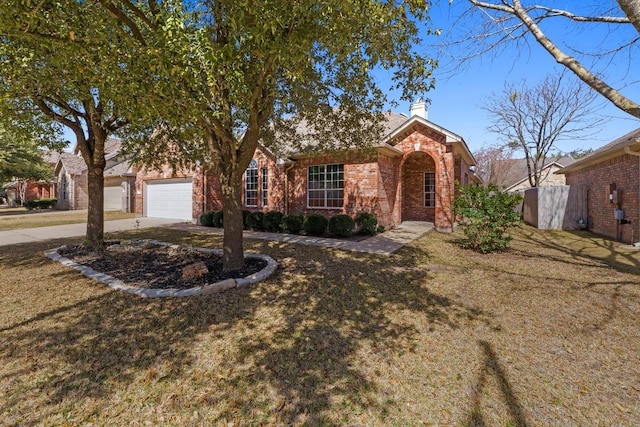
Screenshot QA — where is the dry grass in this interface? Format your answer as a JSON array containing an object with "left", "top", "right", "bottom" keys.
[
  {"left": 0, "top": 225, "right": 639, "bottom": 426},
  {"left": 0, "top": 210, "right": 136, "bottom": 231}
]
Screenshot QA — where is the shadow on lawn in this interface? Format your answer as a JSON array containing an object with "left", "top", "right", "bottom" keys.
[
  {"left": 517, "top": 228, "right": 640, "bottom": 276},
  {"left": 466, "top": 340, "right": 529, "bottom": 427},
  {"left": 1, "top": 230, "right": 489, "bottom": 425}
]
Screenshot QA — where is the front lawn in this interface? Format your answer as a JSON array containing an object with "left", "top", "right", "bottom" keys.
[
  {"left": 0, "top": 210, "right": 136, "bottom": 231},
  {"left": 1, "top": 226, "right": 638, "bottom": 426}
]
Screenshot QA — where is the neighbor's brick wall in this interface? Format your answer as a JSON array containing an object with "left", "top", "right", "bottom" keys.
[
  {"left": 74, "top": 173, "right": 89, "bottom": 210},
  {"left": 509, "top": 164, "right": 567, "bottom": 192},
  {"left": 393, "top": 127, "right": 455, "bottom": 231},
  {"left": 565, "top": 154, "right": 639, "bottom": 242}
]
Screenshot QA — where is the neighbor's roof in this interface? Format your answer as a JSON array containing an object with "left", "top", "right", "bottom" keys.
[
  {"left": 56, "top": 152, "right": 87, "bottom": 176},
  {"left": 558, "top": 127, "right": 640, "bottom": 174},
  {"left": 104, "top": 159, "right": 133, "bottom": 177},
  {"left": 497, "top": 156, "right": 575, "bottom": 189}
]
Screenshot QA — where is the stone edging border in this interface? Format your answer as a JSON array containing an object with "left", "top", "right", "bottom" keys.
[{"left": 45, "top": 240, "right": 278, "bottom": 298}]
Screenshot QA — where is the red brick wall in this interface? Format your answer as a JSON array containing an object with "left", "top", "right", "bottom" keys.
[
  {"left": 285, "top": 151, "right": 388, "bottom": 222},
  {"left": 238, "top": 149, "right": 285, "bottom": 212},
  {"left": 394, "top": 128, "right": 455, "bottom": 231},
  {"left": 402, "top": 152, "right": 436, "bottom": 222},
  {"left": 565, "top": 154, "right": 639, "bottom": 242},
  {"left": 377, "top": 153, "right": 401, "bottom": 227}
]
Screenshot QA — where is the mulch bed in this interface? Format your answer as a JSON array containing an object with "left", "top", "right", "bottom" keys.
[{"left": 57, "top": 242, "right": 267, "bottom": 290}]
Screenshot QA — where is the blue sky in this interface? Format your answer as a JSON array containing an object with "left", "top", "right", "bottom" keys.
[
  {"left": 384, "top": 1, "right": 640, "bottom": 156},
  {"left": 61, "top": 2, "right": 639, "bottom": 158}
]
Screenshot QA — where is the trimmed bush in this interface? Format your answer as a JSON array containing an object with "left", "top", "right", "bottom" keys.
[
  {"left": 242, "top": 210, "right": 252, "bottom": 229},
  {"left": 263, "top": 211, "right": 284, "bottom": 232},
  {"left": 199, "top": 210, "right": 215, "bottom": 227},
  {"left": 281, "top": 214, "right": 304, "bottom": 234},
  {"left": 328, "top": 214, "right": 355, "bottom": 238},
  {"left": 354, "top": 212, "right": 378, "bottom": 235},
  {"left": 24, "top": 198, "right": 57, "bottom": 210},
  {"left": 453, "top": 183, "right": 523, "bottom": 253},
  {"left": 246, "top": 211, "right": 265, "bottom": 230},
  {"left": 212, "top": 210, "right": 224, "bottom": 227},
  {"left": 303, "top": 213, "right": 328, "bottom": 236}
]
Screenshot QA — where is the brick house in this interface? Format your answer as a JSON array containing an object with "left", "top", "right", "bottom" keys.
[
  {"left": 54, "top": 138, "right": 136, "bottom": 212},
  {"left": 2, "top": 150, "right": 59, "bottom": 206},
  {"left": 558, "top": 128, "right": 640, "bottom": 243},
  {"left": 135, "top": 102, "right": 477, "bottom": 231}
]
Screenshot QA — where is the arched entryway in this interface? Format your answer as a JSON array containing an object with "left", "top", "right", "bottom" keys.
[{"left": 402, "top": 151, "right": 436, "bottom": 222}]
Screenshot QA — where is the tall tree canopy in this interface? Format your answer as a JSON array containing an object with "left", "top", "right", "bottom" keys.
[
  {"left": 0, "top": 1, "right": 143, "bottom": 245},
  {"left": 109, "top": 0, "right": 437, "bottom": 270},
  {"left": 451, "top": 0, "right": 640, "bottom": 119}
]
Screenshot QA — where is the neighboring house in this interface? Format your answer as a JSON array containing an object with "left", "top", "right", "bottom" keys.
[
  {"left": 135, "top": 101, "right": 477, "bottom": 231},
  {"left": 558, "top": 128, "right": 640, "bottom": 243},
  {"left": 2, "top": 150, "right": 60, "bottom": 206},
  {"left": 492, "top": 156, "right": 575, "bottom": 192},
  {"left": 54, "top": 138, "right": 136, "bottom": 212}
]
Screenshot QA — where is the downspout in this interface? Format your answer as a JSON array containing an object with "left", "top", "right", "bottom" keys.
[{"left": 624, "top": 145, "right": 640, "bottom": 244}]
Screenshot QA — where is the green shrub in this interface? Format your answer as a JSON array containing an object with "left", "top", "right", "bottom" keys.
[
  {"left": 263, "top": 211, "right": 283, "bottom": 232},
  {"left": 453, "top": 183, "right": 523, "bottom": 253},
  {"left": 246, "top": 211, "right": 265, "bottom": 230},
  {"left": 281, "top": 214, "right": 304, "bottom": 234},
  {"left": 303, "top": 213, "right": 328, "bottom": 236},
  {"left": 199, "top": 210, "right": 215, "bottom": 227},
  {"left": 242, "top": 210, "right": 251, "bottom": 229},
  {"left": 328, "top": 214, "right": 355, "bottom": 238},
  {"left": 354, "top": 212, "right": 378, "bottom": 235},
  {"left": 24, "top": 198, "right": 57, "bottom": 210},
  {"left": 211, "top": 210, "right": 224, "bottom": 227}
]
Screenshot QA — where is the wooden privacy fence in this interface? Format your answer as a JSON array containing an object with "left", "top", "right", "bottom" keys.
[{"left": 522, "top": 185, "right": 588, "bottom": 230}]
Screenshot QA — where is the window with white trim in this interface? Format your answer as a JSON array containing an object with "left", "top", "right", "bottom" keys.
[
  {"left": 245, "top": 159, "right": 258, "bottom": 207},
  {"left": 261, "top": 167, "right": 268, "bottom": 206},
  {"left": 308, "top": 164, "right": 344, "bottom": 208},
  {"left": 424, "top": 171, "right": 435, "bottom": 208}
]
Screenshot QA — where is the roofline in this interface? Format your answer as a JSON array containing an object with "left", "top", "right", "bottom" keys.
[
  {"left": 558, "top": 136, "right": 640, "bottom": 174},
  {"left": 384, "top": 115, "right": 477, "bottom": 166}
]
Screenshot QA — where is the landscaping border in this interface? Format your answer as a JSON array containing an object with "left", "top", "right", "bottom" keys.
[{"left": 45, "top": 240, "right": 278, "bottom": 298}]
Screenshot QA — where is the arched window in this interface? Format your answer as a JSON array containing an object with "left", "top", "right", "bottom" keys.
[{"left": 245, "top": 160, "right": 258, "bottom": 207}]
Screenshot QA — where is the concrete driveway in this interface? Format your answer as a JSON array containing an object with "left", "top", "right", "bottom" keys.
[{"left": 0, "top": 217, "right": 183, "bottom": 246}]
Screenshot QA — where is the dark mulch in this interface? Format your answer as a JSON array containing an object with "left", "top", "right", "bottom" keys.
[{"left": 57, "top": 242, "right": 267, "bottom": 290}]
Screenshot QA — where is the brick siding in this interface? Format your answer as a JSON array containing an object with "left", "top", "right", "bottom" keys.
[{"left": 565, "top": 154, "right": 640, "bottom": 242}]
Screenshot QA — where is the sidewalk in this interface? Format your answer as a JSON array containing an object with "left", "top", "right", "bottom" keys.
[
  {"left": 0, "top": 217, "right": 181, "bottom": 247},
  {"left": 169, "top": 221, "right": 434, "bottom": 255}
]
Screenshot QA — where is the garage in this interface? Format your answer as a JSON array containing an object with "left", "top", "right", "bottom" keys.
[
  {"left": 104, "top": 185, "right": 123, "bottom": 211},
  {"left": 144, "top": 178, "right": 193, "bottom": 220}
]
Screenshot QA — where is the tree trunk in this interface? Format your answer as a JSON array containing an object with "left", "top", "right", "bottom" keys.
[
  {"left": 220, "top": 177, "right": 245, "bottom": 272},
  {"left": 85, "top": 164, "right": 105, "bottom": 247}
]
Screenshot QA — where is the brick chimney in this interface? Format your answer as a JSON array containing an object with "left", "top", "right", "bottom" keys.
[{"left": 410, "top": 98, "right": 428, "bottom": 120}]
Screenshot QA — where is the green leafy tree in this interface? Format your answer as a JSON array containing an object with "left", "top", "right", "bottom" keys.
[
  {"left": 453, "top": 183, "right": 523, "bottom": 252},
  {"left": 0, "top": 1, "right": 144, "bottom": 246},
  {"left": 109, "top": 0, "right": 437, "bottom": 270}
]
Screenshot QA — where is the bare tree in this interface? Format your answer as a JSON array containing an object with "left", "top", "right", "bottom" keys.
[
  {"left": 450, "top": 0, "right": 640, "bottom": 119},
  {"left": 473, "top": 143, "right": 515, "bottom": 186},
  {"left": 483, "top": 72, "right": 602, "bottom": 187}
]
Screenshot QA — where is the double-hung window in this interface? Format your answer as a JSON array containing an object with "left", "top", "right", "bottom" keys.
[
  {"left": 261, "top": 167, "right": 268, "bottom": 206},
  {"left": 424, "top": 171, "right": 435, "bottom": 208},
  {"left": 245, "top": 159, "right": 258, "bottom": 207},
  {"left": 308, "top": 164, "right": 344, "bottom": 208}
]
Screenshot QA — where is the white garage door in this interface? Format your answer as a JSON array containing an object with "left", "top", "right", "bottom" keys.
[
  {"left": 145, "top": 179, "right": 193, "bottom": 220},
  {"left": 104, "top": 185, "right": 122, "bottom": 211}
]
